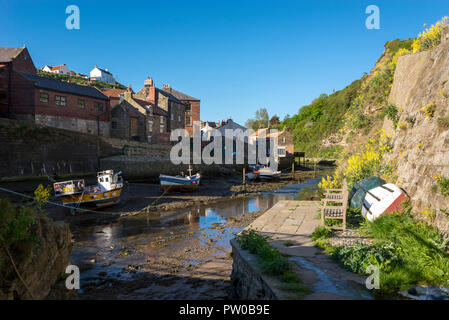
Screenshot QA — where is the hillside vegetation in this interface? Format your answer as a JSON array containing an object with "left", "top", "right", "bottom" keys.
[
  {"left": 281, "top": 38, "right": 415, "bottom": 159},
  {"left": 36, "top": 70, "right": 127, "bottom": 91}
]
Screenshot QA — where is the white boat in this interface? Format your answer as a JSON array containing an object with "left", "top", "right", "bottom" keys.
[
  {"left": 159, "top": 166, "right": 200, "bottom": 192},
  {"left": 257, "top": 165, "right": 281, "bottom": 180},
  {"left": 362, "top": 183, "right": 409, "bottom": 222},
  {"left": 54, "top": 170, "right": 123, "bottom": 208}
]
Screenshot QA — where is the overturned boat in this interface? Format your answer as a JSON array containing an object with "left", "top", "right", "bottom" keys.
[
  {"left": 54, "top": 170, "right": 123, "bottom": 208},
  {"left": 361, "top": 183, "right": 409, "bottom": 222},
  {"left": 159, "top": 167, "right": 200, "bottom": 192}
]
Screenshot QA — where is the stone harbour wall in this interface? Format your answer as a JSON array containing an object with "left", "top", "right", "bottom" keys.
[{"left": 229, "top": 239, "right": 279, "bottom": 300}]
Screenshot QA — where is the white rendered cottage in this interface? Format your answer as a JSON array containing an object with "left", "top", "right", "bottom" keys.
[
  {"left": 42, "top": 64, "right": 71, "bottom": 75},
  {"left": 90, "top": 65, "right": 115, "bottom": 84}
]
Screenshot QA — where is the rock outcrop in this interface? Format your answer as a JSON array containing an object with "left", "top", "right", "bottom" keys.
[
  {"left": 0, "top": 214, "right": 72, "bottom": 300},
  {"left": 386, "top": 27, "right": 449, "bottom": 235}
]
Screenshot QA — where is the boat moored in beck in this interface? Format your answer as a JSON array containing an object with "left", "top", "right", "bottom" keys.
[{"left": 54, "top": 170, "right": 124, "bottom": 209}]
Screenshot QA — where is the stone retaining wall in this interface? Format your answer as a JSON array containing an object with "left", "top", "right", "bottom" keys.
[{"left": 229, "top": 239, "right": 281, "bottom": 300}]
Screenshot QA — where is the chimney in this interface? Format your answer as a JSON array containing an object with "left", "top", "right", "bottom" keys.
[
  {"left": 162, "top": 84, "right": 172, "bottom": 93},
  {"left": 144, "top": 77, "right": 154, "bottom": 87},
  {"left": 127, "top": 84, "right": 132, "bottom": 92}
]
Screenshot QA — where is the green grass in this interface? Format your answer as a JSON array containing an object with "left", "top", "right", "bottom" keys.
[
  {"left": 36, "top": 70, "right": 127, "bottom": 90},
  {"left": 237, "top": 230, "right": 312, "bottom": 298},
  {"left": 312, "top": 212, "right": 449, "bottom": 297}
]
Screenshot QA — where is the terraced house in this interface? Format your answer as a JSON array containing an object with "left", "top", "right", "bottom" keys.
[{"left": 107, "top": 85, "right": 170, "bottom": 144}]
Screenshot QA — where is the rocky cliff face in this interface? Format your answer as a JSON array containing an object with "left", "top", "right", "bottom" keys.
[
  {"left": 0, "top": 214, "right": 72, "bottom": 300},
  {"left": 385, "top": 27, "right": 449, "bottom": 235}
]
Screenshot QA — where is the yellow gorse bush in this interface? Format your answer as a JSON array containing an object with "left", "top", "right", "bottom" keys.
[
  {"left": 412, "top": 17, "right": 449, "bottom": 53},
  {"left": 318, "top": 130, "right": 394, "bottom": 190}
]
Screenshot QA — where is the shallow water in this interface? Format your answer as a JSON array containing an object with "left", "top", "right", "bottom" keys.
[{"left": 71, "top": 173, "right": 328, "bottom": 297}]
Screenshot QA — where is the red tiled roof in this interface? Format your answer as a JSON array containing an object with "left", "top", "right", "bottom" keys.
[
  {"left": 48, "top": 64, "right": 66, "bottom": 71},
  {"left": 102, "top": 89, "right": 126, "bottom": 98}
]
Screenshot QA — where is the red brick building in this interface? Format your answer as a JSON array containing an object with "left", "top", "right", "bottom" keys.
[{"left": 0, "top": 46, "right": 110, "bottom": 136}]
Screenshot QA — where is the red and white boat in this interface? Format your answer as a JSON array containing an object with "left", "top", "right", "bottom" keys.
[{"left": 362, "top": 183, "right": 409, "bottom": 222}]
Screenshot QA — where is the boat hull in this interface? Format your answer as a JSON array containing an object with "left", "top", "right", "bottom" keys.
[
  {"left": 361, "top": 183, "right": 408, "bottom": 222},
  {"left": 61, "top": 188, "right": 122, "bottom": 208},
  {"left": 159, "top": 174, "right": 200, "bottom": 193}
]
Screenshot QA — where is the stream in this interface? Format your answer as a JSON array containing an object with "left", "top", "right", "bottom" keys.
[{"left": 70, "top": 175, "right": 325, "bottom": 299}]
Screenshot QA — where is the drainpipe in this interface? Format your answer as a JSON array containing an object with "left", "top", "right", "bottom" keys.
[{"left": 7, "top": 62, "right": 12, "bottom": 118}]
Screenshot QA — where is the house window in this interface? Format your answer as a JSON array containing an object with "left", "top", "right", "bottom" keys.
[
  {"left": 160, "top": 117, "right": 165, "bottom": 124},
  {"left": 40, "top": 92, "right": 49, "bottom": 103},
  {"left": 160, "top": 124, "right": 164, "bottom": 133},
  {"left": 148, "top": 120, "right": 153, "bottom": 132},
  {"left": 186, "top": 116, "right": 192, "bottom": 126},
  {"left": 111, "top": 121, "right": 118, "bottom": 129},
  {"left": 78, "top": 99, "right": 85, "bottom": 108},
  {"left": 278, "top": 147, "right": 286, "bottom": 157},
  {"left": 94, "top": 102, "right": 104, "bottom": 112},
  {"left": 148, "top": 136, "right": 152, "bottom": 143},
  {"left": 148, "top": 107, "right": 153, "bottom": 116},
  {"left": 282, "top": 137, "right": 286, "bottom": 143},
  {"left": 55, "top": 95, "right": 66, "bottom": 106},
  {"left": 171, "top": 113, "right": 174, "bottom": 121},
  {"left": 178, "top": 115, "right": 182, "bottom": 122}
]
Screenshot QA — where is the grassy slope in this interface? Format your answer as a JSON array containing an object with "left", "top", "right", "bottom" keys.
[
  {"left": 281, "top": 39, "right": 413, "bottom": 159},
  {"left": 36, "top": 70, "right": 127, "bottom": 91}
]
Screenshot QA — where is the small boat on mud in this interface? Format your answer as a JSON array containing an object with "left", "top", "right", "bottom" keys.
[
  {"left": 257, "top": 165, "right": 281, "bottom": 180},
  {"left": 159, "top": 166, "right": 201, "bottom": 192},
  {"left": 361, "top": 183, "right": 409, "bottom": 222},
  {"left": 54, "top": 170, "right": 124, "bottom": 209}
]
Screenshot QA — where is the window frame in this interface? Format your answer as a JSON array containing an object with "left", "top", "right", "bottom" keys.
[
  {"left": 77, "top": 99, "right": 85, "bottom": 109},
  {"left": 55, "top": 95, "right": 66, "bottom": 106},
  {"left": 39, "top": 92, "right": 49, "bottom": 103}
]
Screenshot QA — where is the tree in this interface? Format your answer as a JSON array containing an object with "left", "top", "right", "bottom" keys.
[
  {"left": 269, "top": 115, "right": 280, "bottom": 126},
  {"left": 245, "top": 108, "right": 270, "bottom": 131}
]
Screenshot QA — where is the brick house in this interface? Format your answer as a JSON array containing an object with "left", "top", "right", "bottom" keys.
[
  {"left": 161, "top": 84, "right": 200, "bottom": 136},
  {"left": 134, "top": 77, "right": 186, "bottom": 133},
  {"left": 0, "top": 46, "right": 37, "bottom": 120},
  {"left": 0, "top": 46, "right": 110, "bottom": 136}
]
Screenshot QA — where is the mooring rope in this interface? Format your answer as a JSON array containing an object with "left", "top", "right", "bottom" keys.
[{"left": 0, "top": 185, "right": 171, "bottom": 216}]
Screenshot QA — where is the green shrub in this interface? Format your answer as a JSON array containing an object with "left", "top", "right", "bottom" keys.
[
  {"left": 311, "top": 226, "right": 332, "bottom": 241},
  {"left": 332, "top": 212, "right": 449, "bottom": 295},
  {"left": 237, "top": 230, "right": 311, "bottom": 297},
  {"left": 383, "top": 104, "right": 399, "bottom": 128}
]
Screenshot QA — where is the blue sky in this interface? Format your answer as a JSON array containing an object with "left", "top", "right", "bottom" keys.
[{"left": 1, "top": 0, "right": 447, "bottom": 125}]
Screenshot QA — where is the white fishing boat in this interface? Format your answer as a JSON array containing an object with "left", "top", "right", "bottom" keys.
[
  {"left": 159, "top": 166, "right": 201, "bottom": 192},
  {"left": 362, "top": 183, "right": 409, "bottom": 222},
  {"left": 54, "top": 170, "right": 124, "bottom": 208}
]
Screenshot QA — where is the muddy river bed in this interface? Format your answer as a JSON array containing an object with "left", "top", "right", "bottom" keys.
[{"left": 68, "top": 172, "right": 329, "bottom": 300}]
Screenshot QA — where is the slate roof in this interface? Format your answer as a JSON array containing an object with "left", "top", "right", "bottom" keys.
[
  {"left": 156, "top": 88, "right": 185, "bottom": 105},
  {"left": 115, "top": 100, "right": 140, "bottom": 119},
  {"left": 0, "top": 47, "right": 24, "bottom": 63},
  {"left": 216, "top": 120, "right": 247, "bottom": 134},
  {"left": 20, "top": 73, "right": 109, "bottom": 100},
  {"left": 165, "top": 87, "right": 199, "bottom": 101},
  {"left": 133, "top": 98, "right": 168, "bottom": 117}
]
